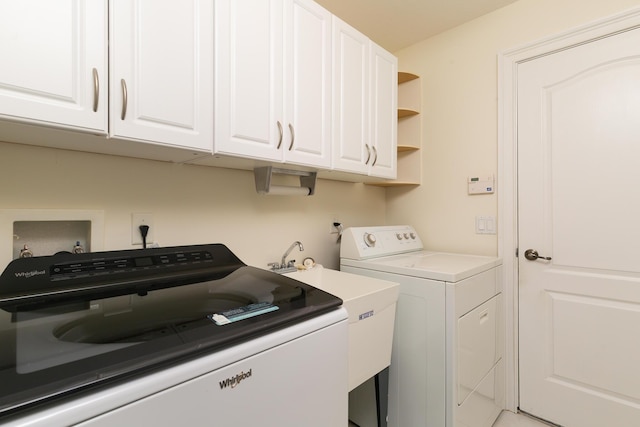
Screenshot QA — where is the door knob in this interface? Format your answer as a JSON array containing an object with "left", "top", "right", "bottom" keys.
[{"left": 524, "top": 249, "right": 552, "bottom": 261}]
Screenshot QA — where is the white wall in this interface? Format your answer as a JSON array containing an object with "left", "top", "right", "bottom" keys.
[
  {"left": 0, "top": 141, "right": 386, "bottom": 271},
  {"left": 387, "top": 0, "right": 640, "bottom": 256}
]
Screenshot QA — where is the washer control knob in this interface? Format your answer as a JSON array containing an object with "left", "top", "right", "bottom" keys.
[
  {"left": 364, "top": 233, "right": 377, "bottom": 247},
  {"left": 410, "top": 232, "right": 416, "bottom": 239},
  {"left": 396, "top": 233, "right": 403, "bottom": 240},
  {"left": 404, "top": 233, "right": 410, "bottom": 239}
]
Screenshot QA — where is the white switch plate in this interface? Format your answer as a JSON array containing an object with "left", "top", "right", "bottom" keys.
[
  {"left": 475, "top": 216, "right": 496, "bottom": 234},
  {"left": 132, "top": 213, "right": 154, "bottom": 245}
]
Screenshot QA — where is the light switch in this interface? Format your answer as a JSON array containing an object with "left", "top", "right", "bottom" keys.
[
  {"left": 486, "top": 217, "right": 495, "bottom": 233},
  {"left": 476, "top": 216, "right": 496, "bottom": 234}
]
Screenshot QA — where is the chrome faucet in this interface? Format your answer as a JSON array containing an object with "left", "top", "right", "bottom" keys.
[
  {"left": 281, "top": 241, "right": 304, "bottom": 268},
  {"left": 268, "top": 241, "right": 305, "bottom": 272}
]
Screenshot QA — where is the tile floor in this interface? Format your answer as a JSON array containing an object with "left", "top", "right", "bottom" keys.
[
  {"left": 493, "top": 410, "right": 554, "bottom": 427},
  {"left": 348, "top": 410, "right": 554, "bottom": 427}
]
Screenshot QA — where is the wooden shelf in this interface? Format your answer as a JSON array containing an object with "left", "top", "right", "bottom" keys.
[
  {"left": 370, "top": 71, "right": 421, "bottom": 187},
  {"left": 398, "top": 108, "right": 419, "bottom": 118},
  {"left": 398, "top": 144, "right": 420, "bottom": 152},
  {"left": 394, "top": 72, "right": 421, "bottom": 186},
  {"left": 367, "top": 181, "right": 420, "bottom": 187},
  {"left": 398, "top": 71, "right": 419, "bottom": 84}
]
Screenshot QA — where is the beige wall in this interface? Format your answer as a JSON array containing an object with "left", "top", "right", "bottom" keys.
[
  {"left": 388, "top": 0, "right": 639, "bottom": 256},
  {"left": 3, "top": 0, "right": 638, "bottom": 272},
  {"left": 0, "top": 142, "right": 386, "bottom": 270}
]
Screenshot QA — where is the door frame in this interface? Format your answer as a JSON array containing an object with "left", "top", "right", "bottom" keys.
[{"left": 497, "top": 6, "right": 640, "bottom": 413}]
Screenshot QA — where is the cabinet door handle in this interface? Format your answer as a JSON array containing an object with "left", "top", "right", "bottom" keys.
[
  {"left": 120, "top": 79, "right": 128, "bottom": 120},
  {"left": 276, "top": 121, "right": 283, "bottom": 149},
  {"left": 365, "top": 144, "right": 372, "bottom": 164},
  {"left": 288, "top": 123, "right": 295, "bottom": 151},
  {"left": 92, "top": 68, "right": 99, "bottom": 112},
  {"left": 371, "top": 146, "right": 378, "bottom": 166}
]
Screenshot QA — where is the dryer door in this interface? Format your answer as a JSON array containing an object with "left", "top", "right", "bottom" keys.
[{"left": 457, "top": 294, "right": 502, "bottom": 405}]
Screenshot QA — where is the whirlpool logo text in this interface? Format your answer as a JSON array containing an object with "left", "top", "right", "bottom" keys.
[
  {"left": 14, "top": 270, "right": 46, "bottom": 279},
  {"left": 219, "top": 369, "right": 252, "bottom": 390}
]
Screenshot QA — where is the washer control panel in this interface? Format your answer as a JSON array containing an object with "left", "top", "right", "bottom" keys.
[
  {"left": 340, "top": 225, "right": 423, "bottom": 260},
  {"left": 363, "top": 232, "right": 377, "bottom": 247}
]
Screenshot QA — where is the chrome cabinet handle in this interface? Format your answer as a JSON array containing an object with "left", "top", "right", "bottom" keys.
[
  {"left": 365, "top": 144, "right": 372, "bottom": 164},
  {"left": 92, "top": 68, "right": 99, "bottom": 112},
  {"left": 120, "top": 79, "right": 128, "bottom": 120},
  {"left": 276, "top": 121, "right": 283, "bottom": 149},
  {"left": 524, "top": 249, "right": 552, "bottom": 261},
  {"left": 371, "top": 146, "right": 378, "bottom": 166},
  {"left": 288, "top": 123, "right": 295, "bottom": 151}
]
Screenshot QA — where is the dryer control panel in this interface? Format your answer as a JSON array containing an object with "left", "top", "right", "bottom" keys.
[{"left": 340, "top": 225, "right": 424, "bottom": 260}]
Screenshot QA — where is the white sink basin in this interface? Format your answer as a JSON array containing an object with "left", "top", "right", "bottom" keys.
[{"left": 285, "top": 266, "right": 399, "bottom": 391}]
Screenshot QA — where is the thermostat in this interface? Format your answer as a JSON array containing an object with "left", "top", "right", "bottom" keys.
[{"left": 468, "top": 175, "right": 494, "bottom": 194}]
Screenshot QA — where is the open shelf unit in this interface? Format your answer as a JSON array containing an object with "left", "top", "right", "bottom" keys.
[{"left": 369, "top": 71, "right": 422, "bottom": 187}]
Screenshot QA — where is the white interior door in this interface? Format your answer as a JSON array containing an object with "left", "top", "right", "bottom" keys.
[{"left": 518, "top": 27, "right": 640, "bottom": 426}]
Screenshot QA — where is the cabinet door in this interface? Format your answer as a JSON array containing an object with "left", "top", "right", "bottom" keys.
[
  {"left": 110, "top": 0, "right": 213, "bottom": 152},
  {"left": 331, "top": 17, "right": 369, "bottom": 175},
  {"left": 282, "top": 0, "right": 332, "bottom": 168},
  {"left": 214, "top": 0, "right": 283, "bottom": 161},
  {"left": 369, "top": 42, "right": 397, "bottom": 179},
  {"left": 0, "top": 0, "right": 107, "bottom": 132}
]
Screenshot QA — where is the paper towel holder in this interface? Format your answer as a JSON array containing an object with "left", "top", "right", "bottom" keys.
[{"left": 254, "top": 166, "right": 317, "bottom": 196}]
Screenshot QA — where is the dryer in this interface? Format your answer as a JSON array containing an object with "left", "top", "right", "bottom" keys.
[{"left": 340, "top": 225, "right": 504, "bottom": 427}]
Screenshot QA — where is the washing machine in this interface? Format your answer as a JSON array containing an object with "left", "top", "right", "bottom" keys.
[
  {"left": 0, "top": 244, "right": 348, "bottom": 426},
  {"left": 340, "top": 225, "right": 505, "bottom": 427}
]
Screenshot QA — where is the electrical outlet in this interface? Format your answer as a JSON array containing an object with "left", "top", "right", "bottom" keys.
[
  {"left": 330, "top": 216, "right": 341, "bottom": 234},
  {"left": 132, "top": 213, "right": 154, "bottom": 245}
]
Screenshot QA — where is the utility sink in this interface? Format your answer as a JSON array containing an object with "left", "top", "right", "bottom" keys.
[{"left": 285, "top": 266, "right": 399, "bottom": 391}]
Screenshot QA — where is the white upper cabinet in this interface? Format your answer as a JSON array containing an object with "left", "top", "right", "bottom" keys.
[
  {"left": 369, "top": 42, "right": 398, "bottom": 179},
  {"left": 214, "top": 0, "right": 331, "bottom": 168},
  {"left": 331, "top": 17, "right": 370, "bottom": 175},
  {"left": 332, "top": 17, "right": 397, "bottom": 178},
  {"left": 214, "top": 0, "right": 284, "bottom": 161},
  {"left": 0, "top": 0, "right": 394, "bottom": 178},
  {"left": 110, "top": 0, "right": 213, "bottom": 152},
  {"left": 283, "top": 0, "right": 332, "bottom": 168},
  {"left": 0, "top": 0, "right": 107, "bottom": 132}
]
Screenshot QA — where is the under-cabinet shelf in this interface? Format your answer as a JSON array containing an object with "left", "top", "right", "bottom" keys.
[
  {"left": 398, "top": 72, "right": 419, "bottom": 84},
  {"left": 398, "top": 108, "right": 419, "bottom": 118},
  {"left": 367, "top": 181, "right": 421, "bottom": 187},
  {"left": 398, "top": 144, "right": 420, "bottom": 152}
]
